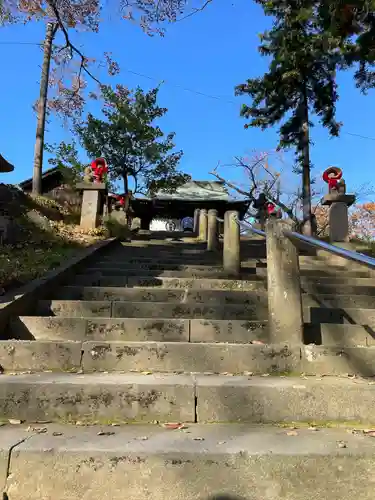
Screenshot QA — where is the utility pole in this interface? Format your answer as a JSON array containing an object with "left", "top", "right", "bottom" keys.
[{"left": 32, "top": 22, "right": 58, "bottom": 195}]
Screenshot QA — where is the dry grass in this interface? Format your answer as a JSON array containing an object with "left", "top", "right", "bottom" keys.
[{"left": 0, "top": 189, "right": 109, "bottom": 293}]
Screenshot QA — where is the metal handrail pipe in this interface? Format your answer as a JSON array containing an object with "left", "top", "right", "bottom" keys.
[{"left": 284, "top": 230, "right": 375, "bottom": 270}]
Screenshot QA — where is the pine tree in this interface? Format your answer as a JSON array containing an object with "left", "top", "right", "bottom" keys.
[
  {"left": 235, "top": 0, "right": 342, "bottom": 234},
  {"left": 317, "top": 0, "right": 375, "bottom": 92}
]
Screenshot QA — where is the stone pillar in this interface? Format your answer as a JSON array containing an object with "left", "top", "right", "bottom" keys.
[
  {"left": 207, "top": 209, "right": 219, "bottom": 251},
  {"left": 223, "top": 210, "right": 240, "bottom": 275},
  {"left": 193, "top": 209, "right": 200, "bottom": 235},
  {"left": 199, "top": 209, "right": 208, "bottom": 241},
  {"left": 76, "top": 182, "right": 107, "bottom": 230},
  {"left": 321, "top": 194, "right": 356, "bottom": 243},
  {"left": 265, "top": 218, "right": 304, "bottom": 344}
]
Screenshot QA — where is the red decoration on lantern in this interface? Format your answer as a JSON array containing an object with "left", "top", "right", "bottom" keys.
[
  {"left": 266, "top": 202, "right": 275, "bottom": 215},
  {"left": 91, "top": 157, "right": 108, "bottom": 183},
  {"left": 323, "top": 166, "right": 342, "bottom": 191}
]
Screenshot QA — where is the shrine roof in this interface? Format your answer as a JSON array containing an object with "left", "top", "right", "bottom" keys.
[
  {"left": 0, "top": 154, "right": 14, "bottom": 173},
  {"left": 150, "top": 180, "right": 244, "bottom": 201}
]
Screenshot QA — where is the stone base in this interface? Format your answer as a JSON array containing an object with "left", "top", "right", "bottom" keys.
[
  {"left": 76, "top": 182, "right": 107, "bottom": 191},
  {"left": 80, "top": 189, "right": 104, "bottom": 230},
  {"left": 328, "top": 202, "right": 349, "bottom": 242},
  {"left": 321, "top": 194, "right": 356, "bottom": 207}
]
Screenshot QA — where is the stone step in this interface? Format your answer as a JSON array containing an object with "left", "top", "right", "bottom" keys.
[
  {"left": 304, "top": 293, "right": 375, "bottom": 309},
  {"left": 302, "top": 283, "right": 375, "bottom": 296},
  {"left": 72, "top": 275, "right": 267, "bottom": 290},
  {"left": 9, "top": 315, "right": 373, "bottom": 347},
  {"left": 94, "top": 262, "right": 243, "bottom": 272},
  {"left": 95, "top": 260, "right": 373, "bottom": 278},
  {"left": 83, "top": 266, "right": 375, "bottom": 286},
  {"left": 84, "top": 267, "right": 261, "bottom": 279},
  {"left": 80, "top": 342, "right": 375, "bottom": 376},
  {"left": 71, "top": 274, "right": 375, "bottom": 294},
  {"left": 2, "top": 340, "right": 375, "bottom": 377},
  {"left": 9, "top": 317, "right": 269, "bottom": 342},
  {"left": 36, "top": 300, "right": 268, "bottom": 321},
  {"left": 35, "top": 299, "right": 375, "bottom": 327},
  {"left": 0, "top": 340, "right": 300, "bottom": 375},
  {"left": 305, "top": 323, "right": 375, "bottom": 346},
  {"left": 5, "top": 423, "right": 375, "bottom": 500},
  {"left": 0, "top": 372, "right": 375, "bottom": 424},
  {"left": 55, "top": 286, "right": 375, "bottom": 309},
  {"left": 305, "top": 306, "right": 375, "bottom": 326}
]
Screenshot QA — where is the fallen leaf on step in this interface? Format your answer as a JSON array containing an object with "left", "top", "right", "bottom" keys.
[
  {"left": 244, "top": 371, "right": 253, "bottom": 376},
  {"left": 286, "top": 431, "right": 298, "bottom": 436},
  {"left": 8, "top": 419, "right": 22, "bottom": 425},
  {"left": 34, "top": 427, "right": 48, "bottom": 434},
  {"left": 363, "top": 430, "right": 375, "bottom": 437},
  {"left": 97, "top": 431, "right": 115, "bottom": 436},
  {"left": 141, "top": 371, "right": 152, "bottom": 375},
  {"left": 337, "top": 441, "right": 347, "bottom": 448},
  {"left": 261, "top": 373, "right": 270, "bottom": 377},
  {"left": 308, "top": 427, "right": 318, "bottom": 431},
  {"left": 251, "top": 340, "right": 264, "bottom": 345},
  {"left": 136, "top": 436, "right": 149, "bottom": 441},
  {"left": 52, "top": 432, "right": 63, "bottom": 436},
  {"left": 217, "top": 441, "right": 226, "bottom": 445},
  {"left": 193, "top": 437, "right": 205, "bottom": 441},
  {"left": 162, "top": 423, "right": 187, "bottom": 430}
]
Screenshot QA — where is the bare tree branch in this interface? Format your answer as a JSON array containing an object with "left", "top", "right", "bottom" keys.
[{"left": 177, "top": 0, "right": 213, "bottom": 21}]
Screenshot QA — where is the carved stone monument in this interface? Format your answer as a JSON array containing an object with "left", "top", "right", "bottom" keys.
[
  {"left": 77, "top": 158, "right": 108, "bottom": 230},
  {"left": 321, "top": 166, "right": 355, "bottom": 243}
]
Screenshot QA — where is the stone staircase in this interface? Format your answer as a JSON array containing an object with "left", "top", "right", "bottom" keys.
[{"left": 1, "top": 232, "right": 375, "bottom": 499}]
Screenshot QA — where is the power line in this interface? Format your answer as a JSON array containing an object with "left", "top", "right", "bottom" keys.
[
  {"left": 0, "top": 41, "right": 42, "bottom": 45},
  {"left": 2, "top": 39, "right": 375, "bottom": 142}
]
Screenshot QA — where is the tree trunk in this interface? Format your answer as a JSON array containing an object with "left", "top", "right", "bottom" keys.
[
  {"left": 300, "top": 85, "right": 312, "bottom": 236},
  {"left": 32, "top": 22, "right": 58, "bottom": 195}
]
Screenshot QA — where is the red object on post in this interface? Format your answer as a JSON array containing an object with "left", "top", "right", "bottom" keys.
[
  {"left": 91, "top": 158, "right": 108, "bottom": 183},
  {"left": 266, "top": 202, "right": 276, "bottom": 215},
  {"left": 323, "top": 166, "right": 342, "bottom": 191}
]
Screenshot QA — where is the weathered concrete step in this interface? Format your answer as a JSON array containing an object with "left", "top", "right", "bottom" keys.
[
  {"left": 96, "top": 260, "right": 373, "bottom": 278},
  {"left": 0, "top": 372, "right": 195, "bottom": 423},
  {"left": 9, "top": 315, "right": 374, "bottom": 347},
  {"left": 105, "top": 254, "right": 218, "bottom": 262},
  {"left": 84, "top": 267, "right": 261, "bottom": 279},
  {"left": 72, "top": 275, "right": 267, "bottom": 290},
  {"left": 9, "top": 317, "right": 269, "bottom": 343},
  {"left": 35, "top": 299, "right": 375, "bottom": 326},
  {"left": 305, "top": 323, "right": 375, "bottom": 346},
  {"left": 302, "top": 283, "right": 375, "bottom": 295},
  {"left": 195, "top": 373, "right": 375, "bottom": 423},
  {"left": 0, "top": 373, "right": 375, "bottom": 424},
  {"left": 53, "top": 286, "right": 265, "bottom": 303},
  {"left": 304, "top": 307, "right": 375, "bottom": 326},
  {"left": 36, "top": 300, "right": 268, "bottom": 320},
  {"left": 81, "top": 342, "right": 375, "bottom": 376},
  {"left": 55, "top": 286, "right": 375, "bottom": 310},
  {"left": 0, "top": 341, "right": 300, "bottom": 375},
  {"left": 3, "top": 340, "right": 375, "bottom": 376},
  {"left": 5, "top": 424, "right": 375, "bottom": 500},
  {"left": 304, "top": 293, "right": 375, "bottom": 309},
  {"left": 298, "top": 267, "right": 373, "bottom": 278},
  {"left": 94, "top": 262, "right": 238, "bottom": 272}
]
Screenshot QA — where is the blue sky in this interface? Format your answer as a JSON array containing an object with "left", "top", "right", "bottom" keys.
[{"left": 1, "top": 0, "right": 375, "bottom": 199}]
